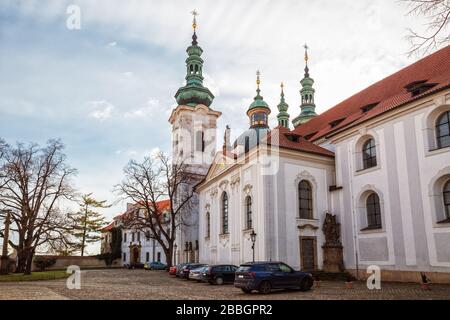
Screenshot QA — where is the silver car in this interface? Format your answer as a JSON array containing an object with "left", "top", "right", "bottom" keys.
[{"left": 189, "top": 266, "right": 209, "bottom": 282}]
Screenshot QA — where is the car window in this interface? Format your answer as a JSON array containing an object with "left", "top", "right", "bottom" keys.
[
  {"left": 231, "top": 266, "right": 238, "bottom": 272},
  {"left": 223, "top": 266, "right": 231, "bottom": 272},
  {"left": 279, "top": 263, "right": 293, "bottom": 273},
  {"left": 266, "top": 264, "right": 281, "bottom": 272}
]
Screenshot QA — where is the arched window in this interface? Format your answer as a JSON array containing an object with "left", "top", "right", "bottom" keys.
[
  {"left": 206, "top": 212, "right": 210, "bottom": 238},
  {"left": 366, "top": 193, "right": 382, "bottom": 229},
  {"left": 245, "top": 196, "right": 252, "bottom": 229},
  {"left": 362, "top": 138, "right": 377, "bottom": 169},
  {"left": 222, "top": 192, "right": 229, "bottom": 234},
  {"left": 436, "top": 111, "right": 450, "bottom": 149},
  {"left": 444, "top": 180, "right": 450, "bottom": 220},
  {"left": 298, "top": 180, "right": 313, "bottom": 219}
]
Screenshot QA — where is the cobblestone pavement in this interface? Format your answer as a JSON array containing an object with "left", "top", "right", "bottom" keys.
[{"left": 1, "top": 269, "right": 450, "bottom": 300}]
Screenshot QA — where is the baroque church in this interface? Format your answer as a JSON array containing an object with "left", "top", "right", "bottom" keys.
[{"left": 106, "top": 14, "right": 450, "bottom": 283}]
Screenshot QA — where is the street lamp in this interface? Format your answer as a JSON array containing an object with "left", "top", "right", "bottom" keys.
[
  {"left": 0, "top": 212, "right": 11, "bottom": 275},
  {"left": 250, "top": 230, "right": 257, "bottom": 263}
]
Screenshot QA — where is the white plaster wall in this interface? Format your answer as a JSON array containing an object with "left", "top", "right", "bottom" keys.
[{"left": 334, "top": 91, "right": 450, "bottom": 273}]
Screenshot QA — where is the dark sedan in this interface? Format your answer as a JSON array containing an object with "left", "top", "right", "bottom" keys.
[
  {"left": 234, "top": 261, "right": 313, "bottom": 294},
  {"left": 125, "top": 262, "right": 145, "bottom": 269},
  {"left": 204, "top": 264, "right": 238, "bottom": 285},
  {"left": 179, "top": 263, "right": 207, "bottom": 279}
]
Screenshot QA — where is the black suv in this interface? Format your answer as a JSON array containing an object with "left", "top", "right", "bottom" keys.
[
  {"left": 204, "top": 264, "right": 238, "bottom": 285},
  {"left": 234, "top": 261, "right": 313, "bottom": 294}
]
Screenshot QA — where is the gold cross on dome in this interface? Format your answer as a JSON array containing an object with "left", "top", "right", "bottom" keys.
[
  {"left": 256, "top": 70, "right": 261, "bottom": 89},
  {"left": 303, "top": 43, "right": 309, "bottom": 62},
  {"left": 191, "top": 9, "right": 198, "bottom": 29}
]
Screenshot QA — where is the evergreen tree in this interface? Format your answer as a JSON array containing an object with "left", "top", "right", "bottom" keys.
[{"left": 70, "top": 193, "right": 110, "bottom": 256}]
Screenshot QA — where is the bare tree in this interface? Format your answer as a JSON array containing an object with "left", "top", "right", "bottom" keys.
[
  {"left": 0, "top": 139, "right": 77, "bottom": 274},
  {"left": 115, "top": 152, "right": 194, "bottom": 268},
  {"left": 403, "top": 0, "right": 450, "bottom": 56}
]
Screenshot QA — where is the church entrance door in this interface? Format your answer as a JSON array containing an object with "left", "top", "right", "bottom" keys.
[{"left": 300, "top": 236, "right": 317, "bottom": 271}]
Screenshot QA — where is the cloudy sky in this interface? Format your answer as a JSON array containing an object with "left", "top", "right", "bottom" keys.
[{"left": 0, "top": 0, "right": 436, "bottom": 250}]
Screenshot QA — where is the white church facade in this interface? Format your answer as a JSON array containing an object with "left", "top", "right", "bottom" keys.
[{"left": 167, "top": 15, "right": 450, "bottom": 283}]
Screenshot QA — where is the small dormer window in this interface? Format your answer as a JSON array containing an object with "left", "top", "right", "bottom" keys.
[
  {"left": 329, "top": 118, "right": 345, "bottom": 128},
  {"left": 361, "top": 102, "right": 379, "bottom": 113},
  {"left": 404, "top": 80, "right": 437, "bottom": 97},
  {"left": 285, "top": 133, "right": 301, "bottom": 142}
]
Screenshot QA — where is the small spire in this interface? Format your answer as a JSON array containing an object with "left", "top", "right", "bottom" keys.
[
  {"left": 277, "top": 81, "right": 289, "bottom": 128},
  {"left": 280, "top": 82, "right": 286, "bottom": 104},
  {"left": 256, "top": 70, "right": 261, "bottom": 96},
  {"left": 191, "top": 9, "right": 199, "bottom": 45},
  {"left": 303, "top": 43, "right": 310, "bottom": 77}
]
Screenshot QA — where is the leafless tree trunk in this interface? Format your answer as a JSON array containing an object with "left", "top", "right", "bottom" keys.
[
  {"left": 0, "top": 139, "right": 77, "bottom": 274},
  {"left": 402, "top": 0, "right": 450, "bottom": 56},
  {"left": 115, "top": 152, "right": 194, "bottom": 269}
]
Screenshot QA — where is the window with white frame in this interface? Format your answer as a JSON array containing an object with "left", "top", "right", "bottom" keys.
[
  {"left": 298, "top": 180, "right": 313, "bottom": 219},
  {"left": 366, "top": 192, "right": 382, "bottom": 229},
  {"left": 245, "top": 196, "right": 252, "bottom": 229},
  {"left": 444, "top": 180, "right": 450, "bottom": 220},
  {"left": 436, "top": 111, "right": 450, "bottom": 149},
  {"left": 221, "top": 192, "right": 229, "bottom": 234}
]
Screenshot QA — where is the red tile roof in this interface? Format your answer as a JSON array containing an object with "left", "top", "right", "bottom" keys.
[
  {"left": 111, "top": 199, "right": 171, "bottom": 223},
  {"left": 100, "top": 221, "right": 114, "bottom": 232},
  {"left": 265, "top": 126, "right": 335, "bottom": 157},
  {"left": 294, "top": 45, "right": 450, "bottom": 141}
]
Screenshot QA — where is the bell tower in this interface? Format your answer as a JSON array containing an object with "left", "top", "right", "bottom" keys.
[
  {"left": 292, "top": 44, "right": 317, "bottom": 127},
  {"left": 168, "top": 11, "right": 221, "bottom": 264}
]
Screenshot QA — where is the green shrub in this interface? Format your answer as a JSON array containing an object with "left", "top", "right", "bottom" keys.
[{"left": 34, "top": 257, "right": 57, "bottom": 271}]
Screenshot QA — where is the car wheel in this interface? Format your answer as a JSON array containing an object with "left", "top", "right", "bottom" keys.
[
  {"left": 300, "top": 277, "right": 313, "bottom": 291},
  {"left": 241, "top": 288, "right": 252, "bottom": 294},
  {"left": 258, "top": 281, "right": 271, "bottom": 294},
  {"left": 215, "top": 277, "right": 224, "bottom": 285}
]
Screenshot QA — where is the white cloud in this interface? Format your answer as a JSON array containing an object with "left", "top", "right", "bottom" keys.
[
  {"left": 88, "top": 100, "right": 115, "bottom": 121},
  {"left": 124, "top": 98, "right": 159, "bottom": 118},
  {"left": 107, "top": 41, "right": 117, "bottom": 47}
]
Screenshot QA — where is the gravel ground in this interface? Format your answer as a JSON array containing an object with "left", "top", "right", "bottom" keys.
[{"left": 1, "top": 269, "right": 450, "bottom": 300}]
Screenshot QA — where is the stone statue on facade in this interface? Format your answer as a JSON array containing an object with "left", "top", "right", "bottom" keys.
[
  {"left": 323, "top": 212, "right": 342, "bottom": 246},
  {"left": 321, "top": 211, "right": 344, "bottom": 272}
]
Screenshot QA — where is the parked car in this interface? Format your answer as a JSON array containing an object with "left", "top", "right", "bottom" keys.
[
  {"left": 125, "top": 262, "right": 145, "bottom": 269},
  {"left": 169, "top": 265, "right": 178, "bottom": 275},
  {"left": 179, "top": 263, "right": 207, "bottom": 279},
  {"left": 175, "top": 263, "right": 188, "bottom": 277},
  {"left": 144, "top": 261, "right": 167, "bottom": 270},
  {"left": 189, "top": 266, "right": 209, "bottom": 282},
  {"left": 204, "top": 264, "right": 238, "bottom": 285},
  {"left": 234, "top": 261, "right": 313, "bottom": 294}
]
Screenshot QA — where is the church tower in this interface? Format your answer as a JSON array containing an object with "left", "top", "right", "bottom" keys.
[
  {"left": 168, "top": 11, "right": 221, "bottom": 264},
  {"left": 277, "top": 82, "right": 290, "bottom": 128},
  {"left": 292, "top": 44, "right": 317, "bottom": 127}
]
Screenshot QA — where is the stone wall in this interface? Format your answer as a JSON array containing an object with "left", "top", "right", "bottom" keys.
[{"left": 32, "top": 255, "right": 121, "bottom": 271}]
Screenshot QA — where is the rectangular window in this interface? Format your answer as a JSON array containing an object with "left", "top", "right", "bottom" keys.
[
  {"left": 123, "top": 253, "right": 126, "bottom": 262},
  {"left": 124, "top": 233, "right": 127, "bottom": 243},
  {"left": 146, "top": 252, "right": 149, "bottom": 262},
  {"left": 157, "top": 252, "right": 161, "bottom": 262},
  {"left": 132, "top": 232, "right": 135, "bottom": 242},
  {"left": 137, "top": 232, "right": 141, "bottom": 242}
]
